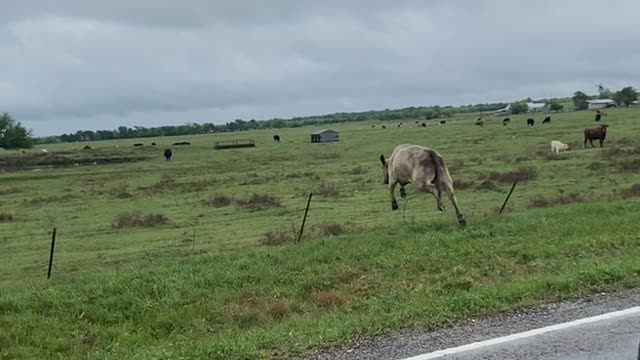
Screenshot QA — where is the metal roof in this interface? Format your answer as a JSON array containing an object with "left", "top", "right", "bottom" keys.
[{"left": 310, "top": 129, "right": 338, "bottom": 135}]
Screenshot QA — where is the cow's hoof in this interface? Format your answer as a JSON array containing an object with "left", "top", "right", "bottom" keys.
[
  {"left": 437, "top": 205, "right": 446, "bottom": 212},
  {"left": 458, "top": 216, "right": 467, "bottom": 227},
  {"left": 400, "top": 189, "right": 407, "bottom": 198},
  {"left": 391, "top": 202, "right": 399, "bottom": 211}
]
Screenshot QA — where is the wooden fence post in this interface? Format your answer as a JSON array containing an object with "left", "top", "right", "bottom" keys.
[
  {"left": 47, "top": 227, "right": 57, "bottom": 279},
  {"left": 297, "top": 193, "right": 313, "bottom": 242}
]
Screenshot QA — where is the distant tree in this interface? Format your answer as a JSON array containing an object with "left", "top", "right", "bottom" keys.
[
  {"left": 549, "top": 102, "right": 564, "bottom": 112},
  {"left": 510, "top": 101, "right": 529, "bottom": 114},
  {"left": 572, "top": 91, "right": 590, "bottom": 110},
  {"left": 613, "top": 86, "right": 638, "bottom": 107},
  {"left": 0, "top": 113, "right": 33, "bottom": 149}
]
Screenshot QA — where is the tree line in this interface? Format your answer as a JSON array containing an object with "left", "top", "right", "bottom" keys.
[
  {"left": 1, "top": 86, "right": 637, "bottom": 149},
  {"left": 32, "top": 102, "right": 511, "bottom": 144}
]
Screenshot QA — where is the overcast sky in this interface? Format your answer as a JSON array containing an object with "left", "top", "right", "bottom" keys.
[{"left": 1, "top": 1, "right": 638, "bottom": 136}]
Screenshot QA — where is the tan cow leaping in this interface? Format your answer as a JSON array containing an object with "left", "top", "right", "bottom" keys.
[{"left": 379, "top": 144, "right": 466, "bottom": 227}]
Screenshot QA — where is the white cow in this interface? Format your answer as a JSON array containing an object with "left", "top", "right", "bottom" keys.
[{"left": 550, "top": 140, "right": 569, "bottom": 155}]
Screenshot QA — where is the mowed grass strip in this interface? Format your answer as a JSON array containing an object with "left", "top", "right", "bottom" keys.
[{"left": 2, "top": 200, "right": 640, "bottom": 360}]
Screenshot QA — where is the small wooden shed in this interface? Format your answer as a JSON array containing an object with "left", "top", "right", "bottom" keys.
[{"left": 310, "top": 129, "right": 339, "bottom": 143}]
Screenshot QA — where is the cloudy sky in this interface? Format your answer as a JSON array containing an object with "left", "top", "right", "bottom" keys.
[{"left": 1, "top": 1, "right": 638, "bottom": 136}]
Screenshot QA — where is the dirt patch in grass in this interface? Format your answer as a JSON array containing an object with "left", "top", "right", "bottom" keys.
[
  {"left": 0, "top": 212, "right": 14, "bottom": 222},
  {"left": 112, "top": 211, "right": 169, "bottom": 229},
  {"left": 481, "top": 167, "right": 537, "bottom": 184},
  {"left": 528, "top": 192, "right": 586, "bottom": 209},
  {"left": 602, "top": 145, "right": 640, "bottom": 160}
]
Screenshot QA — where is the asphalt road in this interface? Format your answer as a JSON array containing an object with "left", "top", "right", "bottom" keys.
[
  {"left": 298, "top": 289, "right": 640, "bottom": 360},
  {"left": 405, "top": 309, "right": 640, "bottom": 360}
]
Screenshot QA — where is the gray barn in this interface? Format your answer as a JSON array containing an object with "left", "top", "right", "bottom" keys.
[{"left": 310, "top": 129, "right": 339, "bottom": 143}]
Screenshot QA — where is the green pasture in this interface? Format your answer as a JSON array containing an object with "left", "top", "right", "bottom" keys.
[{"left": 1, "top": 108, "right": 640, "bottom": 359}]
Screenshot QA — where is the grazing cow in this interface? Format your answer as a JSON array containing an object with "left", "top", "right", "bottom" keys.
[
  {"left": 475, "top": 119, "right": 484, "bottom": 127},
  {"left": 382, "top": 125, "right": 386, "bottom": 129},
  {"left": 397, "top": 122, "right": 403, "bottom": 128},
  {"left": 133, "top": 143, "right": 143, "bottom": 147},
  {"left": 421, "top": 122, "right": 427, "bottom": 127},
  {"left": 543, "top": 116, "right": 551, "bottom": 124},
  {"left": 83, "top": 145, "right": 93, "bottom": 150},
  {"left": 273, "top": 135, "right": 280, "bottom": 143},
  {"left": 372, "top": 125, "right": 376, "bottom": 128},
  {"left": 527, "top": 118, "right": 535, "bottom": 126},
  {"left": 440, "top": 120, "right": 446, "bottom": 125},
  {"left": 595, "top": 110, "right": 602, "bottom": 122},
  {"left": 503, "top": 117, "right": 510, "bottom": 126},
  {"left": 550, "top": 140, "right": 569, "bottom": 155},
  {"left": 172, "top": 141, "right": 191, "bottom": 146},
  {"left": 379, "top": 144, "right": 466, "bottom": 226},
  {"left": 164, "top": 149, "right": 172, "bottom": 161},
  {"left": 151, "top": 142, "right": 157, "bottom": 146},
  {"left": 584, "top": 124, "right": 609, "bottom": 148}
]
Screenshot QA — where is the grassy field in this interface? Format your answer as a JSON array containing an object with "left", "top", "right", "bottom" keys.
[{"left": 2, "top": 108, "right": 640, "bottom": 359}]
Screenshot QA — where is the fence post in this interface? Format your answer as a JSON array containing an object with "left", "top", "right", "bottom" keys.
[
  {"left": 499, "top": 180, "right": 518, "bottom": 214},
  {"left": 297, "top": 193, "right": 313, "bottom": 242},
  {"left": 47, "top": 227, "right": 57, "bottom": 279}
]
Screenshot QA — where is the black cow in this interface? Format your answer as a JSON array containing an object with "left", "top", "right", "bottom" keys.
[
  {"left": 503, "top": 118, "right": 510, "bottom": 126},
  {"left": 595, "top": 110, "right": 602, "bottom": 122},
  {"left": 172, "top": 141, "right": 191, "bottom": 146},
  {"left": 273, "top": 135, "right": 280, "bottom": 143},
  {"left": 133, "top": 143, "right": 143, "bottom": 147},
  {"left": 440, "top": 120, "right": 446, "bottom": 124},
  {"left": 164, "top": 149, "right": 172, "bottom": 161},
  {"left": 421, "top": 122, "right": 427, "bottom": 127},
  {"left": 542, "top": 116, "right": 551, "bottom": 124},
  {"left": 527, "top": 118, "right": 535, "bottom": 126},
  {"left": 382, "top": 125, "right": 386, "bottom": 129},
  {"left": 151, "top": 142, "right": 157, "bottom": 146}
]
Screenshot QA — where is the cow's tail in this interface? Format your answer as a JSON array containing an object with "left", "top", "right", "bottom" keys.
[{"left": 427, "top": 149, "right": 447, "bottom": 185}]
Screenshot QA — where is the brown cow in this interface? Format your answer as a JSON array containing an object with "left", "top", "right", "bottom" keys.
[
  {"left": 379, "top": 144, "right": 466, "bottom": 226},
  {"left": 584, "top": 124, "right": 609, "bottom": 148}
]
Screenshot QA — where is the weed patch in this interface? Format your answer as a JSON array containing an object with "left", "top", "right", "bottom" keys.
[
  {"left": 112, "top": 211, "right": 169, "bottom": 229},
  {"left": 237, "top": 194, "right": 282, "bottom": 209},
  {"left": 528, "top": 193, "right": 586, "bottom": 208},
  {"left": 261, "top": 230, "right": 295, "bottom": 246},
  {"left": 620, "top": 184, "right": 640, "bottom": 198},
  {"left": 316, "top": 182, "right": 341, "bottom": 198},
  {"left": 453, "top": 179, "right": 475, "bottom": 190},
  {"left": 0, "top": 212, "right": 14, "bottom": 222},
  {"left": 482, "top": 167, "right": 537, "bottom": 183},
  {"left": 203, "top": 194, "right": 233, "bottom": 208},
  {"left": 475, "top": 179, "right": 504, "bottom": 192}
]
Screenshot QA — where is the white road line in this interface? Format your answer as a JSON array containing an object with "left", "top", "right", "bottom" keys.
[{"left": 399, "top": 306, "right": 640, "bottom": 360}]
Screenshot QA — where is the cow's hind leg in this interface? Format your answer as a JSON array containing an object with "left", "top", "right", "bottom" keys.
[
  {"left": 400, "top": 186, "right": 407, "bottom": 198},
  {"left": 444, "top": 182, "right": 466, "bottom": 227},
  {"left": 389, "top": 180, "right": 399, "bottom": 211}
]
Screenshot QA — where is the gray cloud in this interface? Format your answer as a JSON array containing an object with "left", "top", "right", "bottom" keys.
[{"left": 1, "top": 0, "right": 638, "bottom": 135}]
